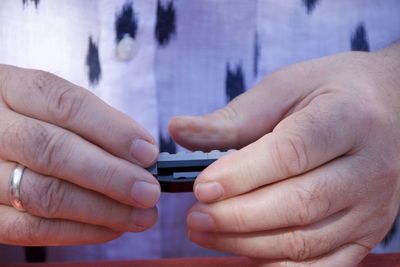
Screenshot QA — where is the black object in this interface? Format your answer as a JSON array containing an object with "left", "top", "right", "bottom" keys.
[
  {"left": 149, "top": 150, "right": 234, "bottom": 192},
  {"left": 25, "top": 247, "right": 47, "bottom": 262}
]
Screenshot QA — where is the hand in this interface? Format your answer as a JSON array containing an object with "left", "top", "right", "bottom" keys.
[
  {"left": 170, "top": 43, "right": 400, "bottom": 266},
  {"left": 0, "top": 65, "right": 160, "bottom": 246}
]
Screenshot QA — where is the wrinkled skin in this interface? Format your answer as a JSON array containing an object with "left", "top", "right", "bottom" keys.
[
  {"left": 170, "top": 44, "right": 400, "bottom": 266},
  {"left": 0, "top": 65, "right": 160, "bottom": 245}
]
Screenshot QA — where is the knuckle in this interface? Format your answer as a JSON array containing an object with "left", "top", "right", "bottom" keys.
[
  {"left": 33, "top": 69, "right": 86, "bottom": 124},
  {"left": 32, "top": 129, "right": 71, "bottom": 174},
  {"left": 8, "top": 215, "right": 51, "bottom": 245},
  {"left": 286, "top": 230, "right": 311, "bottom": 261},
  {"left": 31, "top": 70, "right": 56, "bottom": 94},
  {"left": 0, "top": 119, "right": 70, "bottom": 173},
  {"left": 230, "top": 201, "right": 249, "bottom": 232},
  {"left": 48, "top": 86, "right": 86, "bottom": 124},
  {"left": 96, "top": 163, "right": 122, "bottom": 192},
  {"left": 291, "top": 179, "right": 333, "bottom": 226},
  {"left": 34, "top": 178, "right": 67, "bottom": 218},
  {"left": 217, "top": 104, "right": 240, "bottom": 121},
  {"left": 0, "top": 121, "right": 19, "bottom": 153},
  {"left": 25, "top": 216, "right": 51, "bottom": 244},
  {"left": 4, "top": 215, "right": 28, "bottom": 244},
  {"left": 211, "top": 105, "right": 241, "bottom": 148},
  {"left": 288, "top": 187, "right": 315, "bottom": 226},
  {"left": 274, "top": 133, "right": 310, "bottom": 177}
]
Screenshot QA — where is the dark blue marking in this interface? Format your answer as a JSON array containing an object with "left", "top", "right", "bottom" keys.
[
  {"left": 226, "top": 63, "right": 246, "bottom": 102},
  {"left": 159, "top": 134, "right": 177, "bottom": 153},
  {"left": 351, "top": 23, "right": 370, "bottom": 52},
  {"left": 302, "top": 0, "right": 320, "bottom": 14},
  {"left": 115, "top": 2, "right": 138, "bottom": 43},
  {"left": 86, "top": 36, "right": 101, "bottom": 86},
  {"left": 22, "top": 0, "right": 40, "bottom": 8},
  {"left": 253, "top": 33, "right": 260, "bottom": 77},
  {"left": 155, "top": 0, "right": 176, "bottom": 47}
]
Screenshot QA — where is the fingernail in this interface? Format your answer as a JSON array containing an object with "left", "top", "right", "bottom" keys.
[
  {"left": 131, "top": 139, "right": 158, "bottom": 166},
  {"left": 131, "top": 208, "right": 156, "bottom": 229},
  {"left": 187, "top": 211, "right": 215, "bottom": 232},
  {"left": 131, "top": 181, "right": 160, "bottom": 207},
  {"left": 195, "top": 182, "right": 224, "bottom": 202}
]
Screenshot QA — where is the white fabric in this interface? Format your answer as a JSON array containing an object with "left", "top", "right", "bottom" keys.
[{"left": 0, "top": 0, "right": 399, "bottom": 262}]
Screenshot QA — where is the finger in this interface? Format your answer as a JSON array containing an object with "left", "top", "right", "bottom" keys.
[
  {"left": 0, "top": 161, "right": 157, "bottom": 232},
  {"left": 189, "top": 209, "right": 363, "bottom": 261},
  {"left": 253, "top": 243, "right": 369, "bottom": 267},
  {"left": 169, "top": 60, "right": 323, "bottom": 151},
  {"left": 193, "top": 94, "right": 363, "bottom": 202},
  {"left": 0, "top": 205, "right": 121, "bottom": 246},
  {"left": 188, "top": 156, "right": 360, "bottom": 233},
  {"left": 0, "top": 65, "right": 157, "bottom": 167},
  {"left": 0, "top": 109, "right": 160, "bottom": 208}
]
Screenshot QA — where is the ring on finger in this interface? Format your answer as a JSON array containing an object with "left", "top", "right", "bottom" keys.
[{"left": 9, "top": 163, "right": 26, "bottom": 212}]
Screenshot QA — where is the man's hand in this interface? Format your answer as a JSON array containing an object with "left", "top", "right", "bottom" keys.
[
  {"left": 170, "top": 44, "right": 400, "bottom": 266},
  {"left": 0, "top": 65, "right": 160, "bottom": 245}
]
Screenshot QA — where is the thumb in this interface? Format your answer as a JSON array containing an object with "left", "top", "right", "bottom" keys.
[{"left": 168, "top": 63, "right": 318, "bottom": 151}]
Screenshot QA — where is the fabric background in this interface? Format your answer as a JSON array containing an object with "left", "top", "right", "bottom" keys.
[{"left": 0, "top": 0, "right": 399, "bottom": 262}]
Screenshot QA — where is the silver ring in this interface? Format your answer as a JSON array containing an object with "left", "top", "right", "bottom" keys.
[{"left": 9, "top": 164, "right": 26, "bottom": 212}]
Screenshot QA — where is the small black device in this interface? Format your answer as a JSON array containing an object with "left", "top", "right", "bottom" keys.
[{"left": 148, "top": 150, "right": 234, "bottom": 192}]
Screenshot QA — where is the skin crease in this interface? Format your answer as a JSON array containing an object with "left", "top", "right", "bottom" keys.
[
  {"left": 169, "top": 43, "right": 400, "bottom": 267},
  {"left": 0, "top": 65, "right": 161, "bottom": 246}
]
